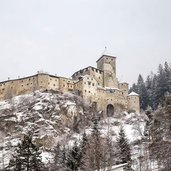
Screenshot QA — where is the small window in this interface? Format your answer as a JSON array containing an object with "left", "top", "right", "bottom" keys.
[
  {"left": 92, "top": 83, "right": 94, "bottom": 86},
  {"left": 88, "top": 82, "right": 91, "bottom": 85},
  {"left": 53, "top": 84, "right": 55, "bottom": 86},
  {"left": 89, "top": 91, "right": 90, "bottom": 93},
  {"left": 85, "top": 90, "right": 87, "bottom": 92},
  {"left": 63, "top": 84, "right": 65, "bottom": 87}
]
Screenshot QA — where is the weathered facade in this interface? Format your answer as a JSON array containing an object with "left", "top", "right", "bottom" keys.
[{"left": 0, "top": 54, "right": 140, "bottom": 113}]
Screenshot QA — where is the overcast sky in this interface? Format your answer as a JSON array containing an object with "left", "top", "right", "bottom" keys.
[{"left": 0, "top": 0, "right": 170, "bottom": 85}]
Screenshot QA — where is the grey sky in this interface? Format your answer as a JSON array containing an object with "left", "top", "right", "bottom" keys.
[{"left": 0, "top": 0, "right": 171, "bottom": 85}]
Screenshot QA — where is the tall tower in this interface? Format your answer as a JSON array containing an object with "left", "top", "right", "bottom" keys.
[{"left": 96, "top": 55, "right": 118, "bottom": 88}]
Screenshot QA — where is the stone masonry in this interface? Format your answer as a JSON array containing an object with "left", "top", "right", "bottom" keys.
[{"left": 0, "top": 54, "right": 140, "bottom": 114}]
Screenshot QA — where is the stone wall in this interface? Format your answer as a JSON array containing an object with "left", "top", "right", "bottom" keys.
[
  {"left": 0, "top": 74, "right": 75, "bottom": 101},
  {"left": 0, "top": 54, "right": 140, "bottom": 113},
  {"left": 127, "top": 94, "right": 140, "bottom": 113},
  {"left": 72, "top": 66, "right": 104, "bottom": 86},
  {"left": 97, "top": 55, "right": 118, "bottom": 88},
  {"left": 0, "top": 75, "right": 40, "bottom": 100}
]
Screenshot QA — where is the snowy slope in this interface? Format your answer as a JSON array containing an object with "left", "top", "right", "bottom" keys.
[{"left": 0, "top": 90, "right": 147, "bottom": 169}]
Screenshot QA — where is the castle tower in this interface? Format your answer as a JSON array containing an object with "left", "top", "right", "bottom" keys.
[
  {"left": 127, "top": 92, "right": 140, "bottom": 113},
  {"left": 96, "top": 55, "right": 118, "bottom": 88}
]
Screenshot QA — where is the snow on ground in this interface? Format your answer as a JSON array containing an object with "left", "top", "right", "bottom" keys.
[
  {"left": 41, "top": 151, "right": 54, "bottom": 164},
  {"left": 0, "top": 90, "right": 147, "bottom": 170},
  {"left": 0, "top": 101, "right": 10, "bottom": 110}
]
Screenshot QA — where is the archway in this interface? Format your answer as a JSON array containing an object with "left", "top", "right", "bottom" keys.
[{"left": 107, "top": 104, "right": 114, "bottom": 117}]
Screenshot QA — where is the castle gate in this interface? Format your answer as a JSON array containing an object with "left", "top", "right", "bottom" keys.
[{"left": 107, "top": 104, "right": 114, "bottom": 117}]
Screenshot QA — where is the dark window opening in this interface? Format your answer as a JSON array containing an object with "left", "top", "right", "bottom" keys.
[{"left": 107, "top": 104, "right": 114, "bottom": 117}]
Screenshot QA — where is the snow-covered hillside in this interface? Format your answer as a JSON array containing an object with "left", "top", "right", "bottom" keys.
[{"left": 0, "top": 90, "right": 147, "bottom": 169}]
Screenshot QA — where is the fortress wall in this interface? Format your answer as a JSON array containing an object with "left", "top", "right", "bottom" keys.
[
  {"left": 127, "top": 95, "right": 140, "bottom": 113},
  {"left": 81, "top": 75, "right": 98, "bottom": 102},
  {"left": 88, "top": 68, "right": 104, "bottom": 86},
  {"left": 74, "top": 79, "right": 83, "bottom": 96},
  {"left": 0, "top": 75, "right": 41, "bottom": 100},
  {"left": 47, "top": 75, "right": 60, "bottom": 91},
  {"left": 14, "top": 75, "right": 39, "bottom": 95},
  {"left": 72, "top": 68, "right": 90, "bottom": 80},
  {"left": 72, "top": 67, "right": 103, "bottom": 86},
  {"left": 0, "top": 55, "right": 140, "bottom": 113},
  {"left": 118, "top": 83, "right": 129, "bottom": 96},
  {"left": 0, "top": 81, "right": 13, "bottom": 100},
  {"left": 0, "top": 74, "right": 75, "bottom": 101},
  {"left": 59, "top": 77, "right": 74, "bottom": 92},
  {"left": 96, "top": 89, "right": 128, "bottom": 112},
  {"left": 97, "top": 56, "right": 118, "bottom": 88},
  {"left": 97, "top": 56, "right": 116, "bottom": 74}
]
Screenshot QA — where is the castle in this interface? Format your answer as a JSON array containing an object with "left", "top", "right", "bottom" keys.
[{"left": 0, "top": 54, "right": 140, "bottom": 114}]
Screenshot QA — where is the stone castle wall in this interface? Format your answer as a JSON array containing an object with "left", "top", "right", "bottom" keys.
[
  {"left": 0, "top": 54, "right": 140, "bottom": 113},
  {"left": 0, "top": 74, "right": 75, "bottom": 101}
]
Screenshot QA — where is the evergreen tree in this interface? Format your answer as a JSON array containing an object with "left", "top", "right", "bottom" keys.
[
  {"left": 137, "top": 74, "right": 148, "bottom": 110},
  {"left": 90, "top": 118, "right": 102, "bottom": 171},
  {"left": 65, "top": 141, "right": 82, "bottom": 171},
  {"left": 8, "top": 134, "right": 43, "bottom": 171},
  {"left": 117, "top": 126, "right": 131, "bottom": 170},
  {"left": 149, "top": 96, "right": 171, "bottom": 171},
  {"left": 53, "top": 143, "right": 65, "bottom": 170},
  {"left": 130, "top": 61, "right": 171, "bottom": 110},
  {"left": 79, "top": 132, "right": 89, "bottom": 171}
]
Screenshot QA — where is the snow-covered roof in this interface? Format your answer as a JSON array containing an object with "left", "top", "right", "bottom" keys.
[{"left": 128, "top": 92, "right": 139, "bottom": 96}]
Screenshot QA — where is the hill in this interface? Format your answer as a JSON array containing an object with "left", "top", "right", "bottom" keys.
[{"left": 0, "top": 90, "right": 147, "bottom": 170}]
